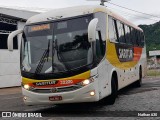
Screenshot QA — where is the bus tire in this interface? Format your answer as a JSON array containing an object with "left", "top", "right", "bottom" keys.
[
  {"left": 134, "top": 67, "right": 142, "bottom": 87},
  {"left": 107, "top": 76, "right": 118, "bottom": 105}
]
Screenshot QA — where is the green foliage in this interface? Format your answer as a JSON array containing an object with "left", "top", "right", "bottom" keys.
[
  {"left": 139, "top": 22, "right": 160, "bottom": 56},
  {"left": 147, "top": 69, "right": 160, "bottom": 76}
]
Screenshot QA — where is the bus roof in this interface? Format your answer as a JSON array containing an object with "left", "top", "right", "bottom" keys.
[{"left": 26, "top": 5, "right": 142, "bottom": 31}]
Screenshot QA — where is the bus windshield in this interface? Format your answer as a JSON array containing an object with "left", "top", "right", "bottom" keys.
[{"left": 21, "top": 15, "right": 93, "bottom": 74}]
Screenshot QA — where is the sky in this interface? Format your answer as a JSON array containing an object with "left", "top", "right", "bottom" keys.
[{"left": 0, "top": 0, "right": 160, "bottom": 25}]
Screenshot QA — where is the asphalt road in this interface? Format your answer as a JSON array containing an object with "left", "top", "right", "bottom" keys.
[{"left": 0, "top": 77, "right": 160, "bottom": 120}]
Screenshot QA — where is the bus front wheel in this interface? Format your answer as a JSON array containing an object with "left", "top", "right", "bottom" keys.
[
  {"left": 107, "top": 76, "right": 118, "bottom": 105},
  {"left": 134, "top": 67, "right": 142, "bottom": 87}
]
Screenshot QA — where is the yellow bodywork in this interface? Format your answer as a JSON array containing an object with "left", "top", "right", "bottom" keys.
[{"left": 22, "top": 70, "right": 91, "bottom": 84}]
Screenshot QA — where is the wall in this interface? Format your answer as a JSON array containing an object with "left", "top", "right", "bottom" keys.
[{"left": 0, "top": 21, "right": 25, "bottom": 88}]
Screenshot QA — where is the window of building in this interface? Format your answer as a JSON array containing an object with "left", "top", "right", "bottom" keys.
[
  {"left": 0, "top": 34, "right": 18, "bottom": 49},
  {"left": 0, "top": 21, "right": 18, "bottom": 50}
]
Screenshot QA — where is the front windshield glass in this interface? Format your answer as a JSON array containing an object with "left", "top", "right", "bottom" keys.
[{"left": 21, "top": 15, "right": 93, "bottom": 74}]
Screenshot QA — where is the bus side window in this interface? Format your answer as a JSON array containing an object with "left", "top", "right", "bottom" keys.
[
  {"left": 135, "top": 30, "right": 138, "bottom": 46},
  {"left": 134, "top": 30, "right": 137, "bottom": 46},
  {"left": 137, "top": 31, "right": 141, "bottom": 46},
  {"left": 117, "top": 21, "right": 125, "bottom": 43},
  {"left": 114, "top": 19, "right": 119, "bottom": 42},
  {"left": 132, "top": 29, "right": 138, "bottom": 46},
  {"left": 122, "top": 24, "right": 127, "bottom": 43},
  {"left": 135, "top": 30, "right": 140, "bottom": 46},
  {"left": 136, "top": 31, "right": 139, "bottom": 46},
  {"left": 140, "top": 32, "right": 145, "bottom": 47},
  {"left": 108, "top": 16, "right": 118, "bottom": 42},
  {"left": 125, "top": 25, "right": 131, "bottom": 45},
  {"left": 130, "top": 27, "right": 133, "bottom": 44}
]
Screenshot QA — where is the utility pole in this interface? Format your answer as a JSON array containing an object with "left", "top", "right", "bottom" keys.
[
  {"left": 100, "top": 0, "right": 111, "bottom": 6},
  {"left": 87, "top": 0, "right": 111, "bottom": 6}
]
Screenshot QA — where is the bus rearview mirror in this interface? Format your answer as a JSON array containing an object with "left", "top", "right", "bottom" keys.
[
  {"left": 8, "top": 29, "right": 23, "bottom": 51},
  {"left": 88, "top": 18, "right": 98, "bottom": 43}
]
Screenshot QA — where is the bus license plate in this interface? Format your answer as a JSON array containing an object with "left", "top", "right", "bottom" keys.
[{"left": 49, "top": 96, "right": 62, "bottom": 101}]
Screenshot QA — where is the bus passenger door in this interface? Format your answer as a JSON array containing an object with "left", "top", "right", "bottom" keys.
[
  {"left": 94, "top": 12, "right": 108, "bottom": 99},
  {"left": 95, "top": 31, "right": 109, "bottom": 99},
  {"left": 97, "top": 60, "right": 109, "bottom": 99}
]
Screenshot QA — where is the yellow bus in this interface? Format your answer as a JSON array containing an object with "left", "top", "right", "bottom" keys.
[{"left": 8, "top": 5, "right": 147, "bottom": 105}]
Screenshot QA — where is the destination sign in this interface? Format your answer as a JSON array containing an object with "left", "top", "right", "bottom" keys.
[{"left": 30, "top": 24, "right": 50, "bottom": 32}]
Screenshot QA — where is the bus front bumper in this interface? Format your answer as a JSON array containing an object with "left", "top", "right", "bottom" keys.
[{"left": 22, "top": 80, "right": 99, "bottom": 105}]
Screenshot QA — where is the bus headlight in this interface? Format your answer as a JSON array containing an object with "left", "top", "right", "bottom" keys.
[
  {"left": 23, "top": 84, "right": 34, "bottom": 91},
  {"left": 24, "top": 84, "right": 30, "bottom": 90},
  {"left": 81, "top": 78, "right": 94, "bottom": 86},
  {"left": 82, "top": 79, "right": 90, "bottom": 85}
]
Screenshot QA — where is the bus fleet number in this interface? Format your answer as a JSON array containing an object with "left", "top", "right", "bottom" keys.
[{"left": 60, "top": 80, "right": 73, "bottom": 85}]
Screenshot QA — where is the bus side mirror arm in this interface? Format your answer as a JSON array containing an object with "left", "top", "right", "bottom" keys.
[
  {"left": 88, "top": 18, "right": 98, "bottom": 43},
  {"left": 8, "top": 29, "right": 23, "bottom": 51}
]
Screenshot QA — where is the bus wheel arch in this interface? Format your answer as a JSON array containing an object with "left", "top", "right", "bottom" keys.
[
  {"left": 135, "top": 65, "right": 142, "bottom": 87},
  {"left": 107, "top": 71, "right": 118, "bottom": 105},
  {"left": 112, "top": 71, "right": 118, "bottom": 91},
  {"left": 139, "top": 65, "right": 142, "bottom": 86}
]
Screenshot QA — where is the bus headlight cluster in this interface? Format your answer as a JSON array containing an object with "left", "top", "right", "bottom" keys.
[
  {"left": 23, "top": 84, "right": 34, "bottom": 91},
  {"left": 82, "top": 79, "right": 90, "bottom": 85},
  {"left": 81, "top": 78, "right": 94, "bottom": 86},
  {"left": 24, "top": 84, "right": 30, "bottom": 90}
]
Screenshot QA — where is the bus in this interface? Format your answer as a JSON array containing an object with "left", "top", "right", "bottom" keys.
[{"left": 8, "top": 5, "right": 147, "bottom": 105}]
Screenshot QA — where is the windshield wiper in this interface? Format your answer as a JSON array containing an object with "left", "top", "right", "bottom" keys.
[{"left": 35, "top": 39, "right": 50, "bottom": 74}]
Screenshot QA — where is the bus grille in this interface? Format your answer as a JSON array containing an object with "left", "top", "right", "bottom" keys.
[{"left": 31, "top": 85, "right": 82, "bottom": 93}]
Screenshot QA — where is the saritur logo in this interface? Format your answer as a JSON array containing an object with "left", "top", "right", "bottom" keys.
[{"left": 119, "top": 48, "right": 133, "bottom": 59}]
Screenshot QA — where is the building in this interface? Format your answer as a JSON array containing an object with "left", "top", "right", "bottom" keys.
[{"left": 0, "top": 7, "right": 41, "bottom": 88}]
